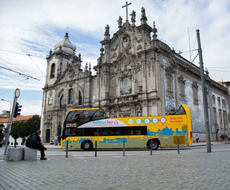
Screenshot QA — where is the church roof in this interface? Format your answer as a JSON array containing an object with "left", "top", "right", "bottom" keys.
[{"left": 54, "top": 33, "right": 76, "bottom": 55}]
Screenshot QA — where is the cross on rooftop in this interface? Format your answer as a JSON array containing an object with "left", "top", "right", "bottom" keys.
[{"left": 122, "top": 2, "right": 132, "bottom": 21}]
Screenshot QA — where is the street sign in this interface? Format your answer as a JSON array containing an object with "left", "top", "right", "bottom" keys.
[{"left": 15, "top": 88, "right": 20, "bottom": 98}]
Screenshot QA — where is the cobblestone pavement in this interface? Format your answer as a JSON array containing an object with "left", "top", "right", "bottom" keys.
[{"left": 0, "top": 144, "right": 230, "bottom": 190}]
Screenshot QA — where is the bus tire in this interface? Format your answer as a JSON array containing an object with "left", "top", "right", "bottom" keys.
[
  {"left": 148, "top": 139, "right": 159, "bottom": 150},
  {"left": 82, "top": 141, "right": 93, "bottom": 151}
]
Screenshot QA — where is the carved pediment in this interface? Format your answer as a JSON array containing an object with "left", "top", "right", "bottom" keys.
[{"left": 122, "top": 33, "right": 131, "bottom": 51}]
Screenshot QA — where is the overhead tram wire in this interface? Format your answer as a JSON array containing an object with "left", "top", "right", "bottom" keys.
[
  {"left": 0, "top": 57, "right": 31, "bottom": 76},
  {"left": 27, "top": 55, "right": 46, "bottom": 77},
  {"left": 191, "top": 36, "right": 197, "bottom": 59},
  {"left": 0, "top": 49, "right": 46, "bottom": 77},
  {"left": 207, "top": 69, "right": 230, "bottom": 72},
  {"left": 0, "top": 78, "right": 33, "bottom": 96},
  {"left": 208, "top": 67, "right": 230, "bottom": 68},
  {"left": 0, "top": 65, "right": 40, "bottom": 81},
  {"left": 0, "top": 49, "right": 44, "bottom": 58},
  {"left": 191, "top": 53, "right": 199, "bottom": 63}
]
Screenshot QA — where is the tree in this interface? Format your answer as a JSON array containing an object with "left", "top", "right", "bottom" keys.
[
  {"left": 10, "top": 115, "right": 41, "bottom": 147},
  {"left": 24, "top": 115, "right": 40, "bottom": 137},
  {"left": 11, "top": 121, "right": 21, "bottom": 139},
  {"left": 11, "top": 115, "right": 41, "bottom": 139},
  {"left": 11, "top": 121, "right": 22, "bottom": 146}
]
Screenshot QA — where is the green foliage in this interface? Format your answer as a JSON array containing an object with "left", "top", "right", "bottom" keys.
[
  {"left": 11, "top": 121, "right": 21, "bottom": 139},
  {"left": 25, "top": 115, "right": 40, "bottom": 136},
  {"left": 11, "top": 115, "right": 41, "bottom": 140}
]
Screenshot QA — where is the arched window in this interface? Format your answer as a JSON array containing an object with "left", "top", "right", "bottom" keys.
[
  {"left": 79, "top": 91, "right": 82, "bottom": 105},
  {"left": 60, "top": 95, "right": 64, "bottom": 108},
  {"left": 48, "top": 97, "right": 53, "bottom": 105},
  {"left": 166, "top": 74, "right": 173, "bottom": 92},
  {"left": 68, "top": 89, "right": 74, "bottom": 104},
  {"left": 192, "top": 82, "right": 199, "bottom": 105},
  {"left": 212, "top": 95, "right": 215, "bottom": 105},
  {"left": 50, "top": 63, "right": 55, "bottom": 78},
  {"left": 123, "top": 78, "right": 130, "bottom": 93}
]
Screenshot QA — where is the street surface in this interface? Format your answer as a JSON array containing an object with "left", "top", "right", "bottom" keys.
[{"left": 0, "top": 143, "right": 230, "bottom": 190}]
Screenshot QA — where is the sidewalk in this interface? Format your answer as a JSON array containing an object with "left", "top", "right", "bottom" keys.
[
  {"left": 44, "top": 144, "right": 61, "bottom": 149},
  {"left": 190, "top": 141, "right": 230, "bottom": 147},
  {"left": 1, "top": 143, "right": 230, "bottom": 190},
  {"left": 45, "top": 141, "right": 223, "bottom": 148}
]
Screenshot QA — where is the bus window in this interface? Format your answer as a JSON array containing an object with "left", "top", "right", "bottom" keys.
[
  {"left": 64, "top": 128, "right": 76, "bottom": 136},
  {"left": 78, "top": 110, "right": 96, "bottom": 125},
  {"left": 92, "top": 110, "right": 108, "bottom": 121},
  {"left": 65, "top": 126, "right": 148, "bottom": 137},
  {"left": 136, "top": 130, "right": 141, "bottom": 135},
  {"left": 94, "top": 128, "right": 102, "bottom": 136},
  {"left": 100, "top": 110, "right": 108, "bottom": 118},
  {"left": 66, "top": 111, "right": 82, "bottom": 123}
]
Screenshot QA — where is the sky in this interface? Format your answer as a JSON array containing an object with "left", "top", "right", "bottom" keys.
[{"left": 0, "top": 0, "right": 230, "bottom": 116}]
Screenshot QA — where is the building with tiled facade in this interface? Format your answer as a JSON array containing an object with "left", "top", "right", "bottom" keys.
[{"left": 40, "top": 6, "right": 229, "bottom": 143}]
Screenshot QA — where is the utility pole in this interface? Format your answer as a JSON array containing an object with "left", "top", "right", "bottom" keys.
[{"left": 197, "top": 29, "right": 211, "bottom": 153}]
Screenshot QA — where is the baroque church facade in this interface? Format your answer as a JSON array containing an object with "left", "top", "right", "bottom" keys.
[{"left": 40, "top": 6, "right": 230, "bottom": 143}]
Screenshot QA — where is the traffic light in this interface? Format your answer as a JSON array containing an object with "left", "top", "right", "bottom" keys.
[{"left": 13, "top": 102, "right": 22, "bottom": 118}]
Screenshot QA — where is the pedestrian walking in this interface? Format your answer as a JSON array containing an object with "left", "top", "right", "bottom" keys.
[
  {"left": 0, "top": 124, "right": 5, "bottom": 148},
  {"left": 30, "top": 130, "right": 47, "bottom": 160},
  {"left": 195, "top": 134, "right": 199, "bottom": 143},
  {"left": 54, "top": 134, "right": 58, "bottom": 146}
]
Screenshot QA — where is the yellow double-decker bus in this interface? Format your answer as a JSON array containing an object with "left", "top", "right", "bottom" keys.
[{"left": 61, "top": 104, "right": 192, "bottom": 150}]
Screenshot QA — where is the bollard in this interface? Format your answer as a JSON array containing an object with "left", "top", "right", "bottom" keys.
[
  {"left": 177, "top": 137, "right": 180, "bottom": 154},
  {"left": 95, "top": 141, "right": 97, "bottom": 157},
  {"left": 66, "top": 140, "right": 69, "bottom": 158},
  {"left": 123, "top": 140, "right": 125, "bottom": 156},
  {"left": 150, "top": 139, "right": 153, "bottom": 155}
]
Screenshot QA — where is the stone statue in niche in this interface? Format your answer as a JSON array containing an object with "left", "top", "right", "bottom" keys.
[
  {"left": 110, "top": 77, "right": 117, "bottom": 98},
  {"left": 123, "top": 58, "right": 130, "bottom": 67},
  {"left": 69, "top": 69, "right": 75, "bottom": 79},
  {"left": 122, "top": 34, "right": 131, "bottom": 50}
]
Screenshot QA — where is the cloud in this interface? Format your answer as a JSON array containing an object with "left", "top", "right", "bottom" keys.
[
  {"left": 0, "top": 0, "right": 230, "bottom": 115},
  {"left": 20, "top": 99, "right": 42, "bottom": 116}
]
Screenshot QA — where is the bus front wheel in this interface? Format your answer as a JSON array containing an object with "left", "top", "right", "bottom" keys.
[
  {"left": 82, "top": 141, "right": 93, "bottom": 151},
  {"left": 148, "top": 139, "right": 159, "bottom": 150}
]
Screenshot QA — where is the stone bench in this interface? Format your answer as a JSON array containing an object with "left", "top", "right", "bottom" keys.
[
  {"left": 24, "top": 147, "right": 37, "bottom": 161},
  {"left": 7, "top": 147, "right": 24, "bottom": 161},
  {"left": 6, "top": 147, "right": 37, "bottom": 161}
]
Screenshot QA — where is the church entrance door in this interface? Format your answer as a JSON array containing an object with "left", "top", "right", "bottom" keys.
[{"left": 46, "top": 129, "right": 50, "bottom": 143}]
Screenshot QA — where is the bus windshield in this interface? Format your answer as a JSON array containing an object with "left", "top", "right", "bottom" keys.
[
  {"left": 172, "top": 105, "right": 186, "bottom": 115},
  {"left": 65, "top": 109, "right": 108, "bottom": 126}
]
